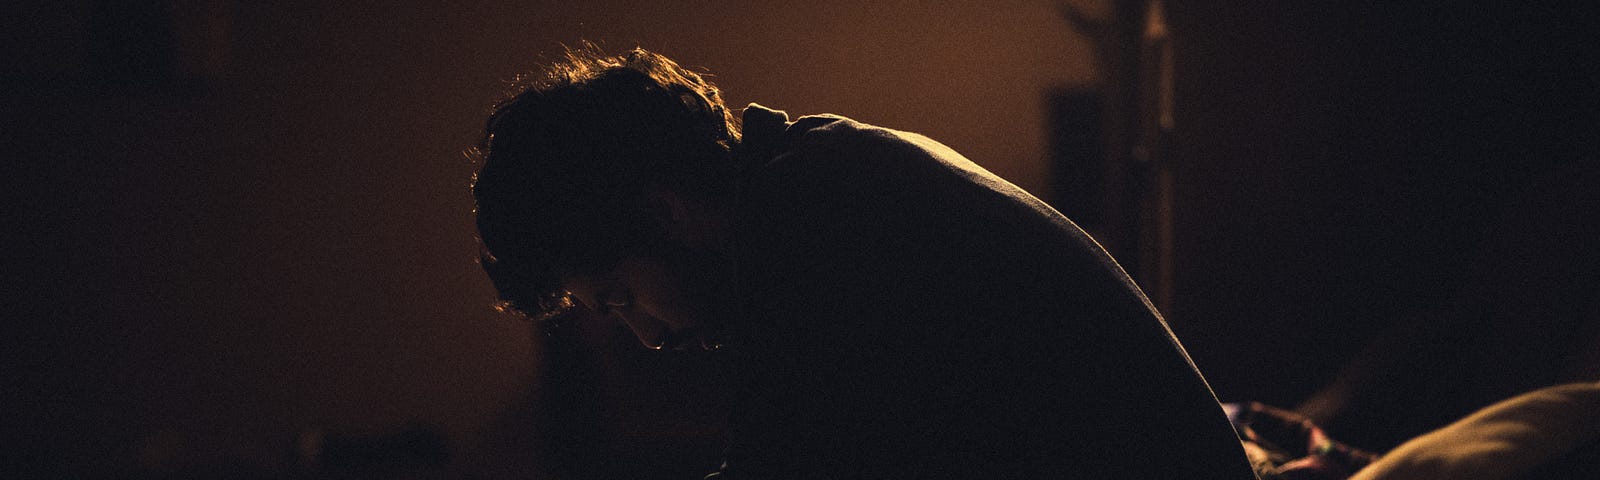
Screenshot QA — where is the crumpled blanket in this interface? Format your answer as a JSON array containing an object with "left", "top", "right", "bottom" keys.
[
  {"left": 1348, "top": 381, "right": 1600, "bottom": 480},
  {"left": 1230, "top": 381, "right": 1600, "bottom": 480}
]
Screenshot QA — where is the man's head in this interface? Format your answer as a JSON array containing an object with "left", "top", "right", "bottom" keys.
[{"left": 472, "top": 45, "right": 741, "bottom": 348}]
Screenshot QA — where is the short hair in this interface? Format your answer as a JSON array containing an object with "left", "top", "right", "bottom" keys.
[{"left": 471, "top": 45, "right": 741, "bottom": 322}]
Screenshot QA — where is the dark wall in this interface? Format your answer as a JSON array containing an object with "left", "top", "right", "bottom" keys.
[
  {"left": 3, "top": 1, "right": 1098, "bottom": 476},
  {"left": 10, "top": 0, "right": 1594, "bottom": 474},
  {"left": 1164, "top": 1, "right": 1598, "bottom": 427}
]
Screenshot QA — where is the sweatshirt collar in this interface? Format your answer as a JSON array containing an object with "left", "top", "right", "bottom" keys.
[{"left": 735, "top": 103, "right": 790, "bottom": 168}]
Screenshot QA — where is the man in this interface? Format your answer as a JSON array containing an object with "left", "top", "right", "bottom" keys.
[{"left": 473, "top": 46, "right": 1257, "bottom": 479}]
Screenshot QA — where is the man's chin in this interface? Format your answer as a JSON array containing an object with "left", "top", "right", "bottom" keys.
[{"left": 664, "top": 327, "right": 724, "bottom": 352}]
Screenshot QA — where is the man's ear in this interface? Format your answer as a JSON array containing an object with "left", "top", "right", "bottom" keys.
[
  {"left": 643, "top": 186, "right": 727, "bottom": 249},
  {"left": 644, "top": 186, "right": 693, "bottom": 240}
]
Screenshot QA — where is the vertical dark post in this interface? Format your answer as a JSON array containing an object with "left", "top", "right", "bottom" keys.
[
  {"left": 1100, "top": 0, "right": 1147, "bottom": 267},
  {"left": 1049, "top": 0, "right": 1174, "bottom": 315},
  {"left": 1135, "top": 0, "right": 1176, "bottom": 316},
  {"left": 1102, "top": 0, "right": 1176, "bottom": 316}
]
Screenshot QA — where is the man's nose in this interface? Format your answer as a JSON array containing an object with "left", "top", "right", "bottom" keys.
[{"left": 616, "top": 312, "right": 670, "bottom": 350}]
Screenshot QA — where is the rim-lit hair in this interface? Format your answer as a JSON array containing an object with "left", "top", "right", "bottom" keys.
[{"left": 471, "top": 44, "right": 740, "bottom": 326}]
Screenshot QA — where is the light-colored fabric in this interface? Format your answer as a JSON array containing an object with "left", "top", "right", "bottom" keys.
[{"left": 1350, "top": 382, "right": 1600, "bottom": 480}]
